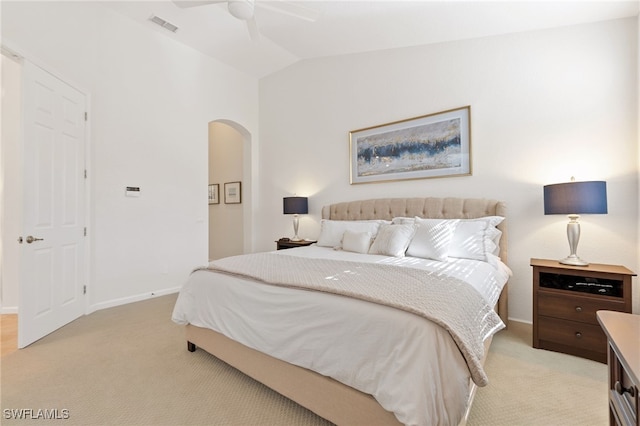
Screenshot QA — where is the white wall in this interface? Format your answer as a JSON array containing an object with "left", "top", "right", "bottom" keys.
[
  {"left": 2, "top": 4, "right": 636, "bottom": 323},
  {"left": 259, "top": 18, "right": 639, "bottom": 322},
  {"left": 1, "top": 2, "right": 259, "bottom": 311}
]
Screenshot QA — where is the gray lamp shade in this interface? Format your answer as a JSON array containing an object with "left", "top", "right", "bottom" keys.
[
  {"left": 543, "top": 181, "right": 607, "bottom": 215},
  {"left": 283, "top": 197, "right": 308, "bottom": 215}
]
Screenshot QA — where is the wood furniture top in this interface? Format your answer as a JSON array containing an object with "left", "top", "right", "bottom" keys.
[
  {"left": 276, "top": 239, "right": 316, "bottom": 250},
  {"left": 597, "top": 310, "right": 640, "bottom": 387},
  {"left": 531, "top": 258, "right": 636, "bottom": 277}
]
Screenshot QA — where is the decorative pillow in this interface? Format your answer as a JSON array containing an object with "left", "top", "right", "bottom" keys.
[
  {"left": 368, "top": 224, "right": 416, "bottom": 257},
  {"left": 341, "top": 231, "right": 373, "bottom": 254},
  {"left": 449, "top": 216, "right": 504, "bottom": 261},
  {"left": 468, "top": 216, "right": 504, "bottom": 256},
  {"left": 391, "top": 217, "right": 415, "bottom": 225},
  {"left": 485, "top": 227, "right": 502, "bottom": 256},
  {"left": 316, "top": 220, "right": 384, "bottom": 248},
  {"left": 406, "top": 218, "right": 459, "bottom": 261}
]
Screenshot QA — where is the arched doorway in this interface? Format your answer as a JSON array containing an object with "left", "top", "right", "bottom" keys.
[{"left": 208, "top": 120, "right": 252, "bottom": 260}]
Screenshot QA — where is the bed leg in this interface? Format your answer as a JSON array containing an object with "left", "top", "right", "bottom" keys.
[{"left": 187, "top": 341, "right": 196, "bottom": 352}]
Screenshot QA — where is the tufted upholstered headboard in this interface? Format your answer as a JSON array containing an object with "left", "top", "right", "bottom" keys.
[{"left": 321, "top": 197, "right": 508, "bottom": 322}]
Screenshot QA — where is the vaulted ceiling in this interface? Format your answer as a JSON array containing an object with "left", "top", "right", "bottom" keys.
[{"left": 101, "top": 1, "right": 639, "bottom": 78}]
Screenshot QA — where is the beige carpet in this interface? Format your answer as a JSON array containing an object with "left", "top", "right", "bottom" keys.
[
  {"left": 467, "top": 321, "right": 608, "bottom": 426},
  {"left": 1, "top": 294, "right": 608, "bottom": 425}
]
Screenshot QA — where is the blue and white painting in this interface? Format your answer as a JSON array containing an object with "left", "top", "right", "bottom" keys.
[{"left": 350, "top": 107, "right": 470, "bottom": 184}]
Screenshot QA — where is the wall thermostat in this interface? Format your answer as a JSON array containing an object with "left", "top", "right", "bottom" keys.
[{"left": 125, "top": 186, "right": 141, "bottom": 197}]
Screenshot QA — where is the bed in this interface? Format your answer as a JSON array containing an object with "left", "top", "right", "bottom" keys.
[{"left": 172, "top": 197, "right": 510, "bottom": 426}]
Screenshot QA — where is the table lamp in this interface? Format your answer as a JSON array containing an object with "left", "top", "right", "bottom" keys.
[
  {"left": 543, "top": 179, "right": 607, "bottom": 266},
  {"left": 283, "top": 196, "right": 308, "bottom": 241}
]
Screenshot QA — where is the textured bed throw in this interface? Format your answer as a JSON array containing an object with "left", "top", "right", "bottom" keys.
[{"left": 200, "top": 252, "right": 504, "bottom": 386}]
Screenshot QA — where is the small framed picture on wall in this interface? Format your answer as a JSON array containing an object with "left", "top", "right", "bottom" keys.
[
  {"left": 208, "top": 184, "right": 219, "bottom": 205},
  {"left": 224, "top": 181, "right": 241, "bottom": 204}
]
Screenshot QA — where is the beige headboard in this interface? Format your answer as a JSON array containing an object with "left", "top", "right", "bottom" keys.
[{"left": 321, "top": 197, "right": 508, "bottom": 322}]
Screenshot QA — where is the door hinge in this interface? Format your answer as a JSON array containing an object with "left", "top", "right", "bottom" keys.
[
  {"left": 84, "top": 227, "right": 87, "bottom": 236},
  {"left": 84, "top": 169, "right": 87, "bottom": 179},
  {"left": 83, "top": 285, "right": 87, "bottom": 295},
  {"left": 84, "top": 112, "right": 88, "bottom": 121}
]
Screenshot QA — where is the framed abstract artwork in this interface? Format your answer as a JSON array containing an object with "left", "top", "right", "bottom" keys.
[
  {"left": 349, "top": 106, "right": 471, "bottom": 184},
  {"left": 224, "top": 181, "right": 242, "bottom": 204},
  {"left": 208, "top": 184, "right": 220, "bottom": 205}
]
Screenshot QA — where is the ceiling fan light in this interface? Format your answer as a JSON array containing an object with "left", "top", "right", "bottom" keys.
[{"left": 228, "top": 0, "right": 254, "bottom": 20}]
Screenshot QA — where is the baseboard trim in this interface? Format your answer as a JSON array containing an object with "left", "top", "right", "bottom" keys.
[
  {"left": 88, "top": 287, "right": 181, "bottom": 314},
  {"left": 1, "top": 289, "right": 181, "bottom": 316},
  {"left": 507, "top": 317, "right": 532, "bottom": 325}
]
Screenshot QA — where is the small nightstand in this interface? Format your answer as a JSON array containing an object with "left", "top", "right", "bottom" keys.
[
  {"left": 531, "top": 258, "right": 636, "bottom": 363},
  {"left": 276, "top": 239, "right": 316, "bottom": 250}
]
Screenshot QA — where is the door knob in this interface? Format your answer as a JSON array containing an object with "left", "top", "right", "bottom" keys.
[{"left": 25, "top": 236, "right": 44, "bottom": 244}]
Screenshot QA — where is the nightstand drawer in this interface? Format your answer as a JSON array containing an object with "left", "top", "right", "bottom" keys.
[
  {"left": 610, "top": 364, "right": 638, "bottom": 426},
  {"left": 538, "top": 316, "right": 607, "bottom": 352},
  {"left": 599, "top": 312, "right": 640, "bottom": 426},
  {"left": 538, "top": 292, "right": 625, "bottom": 325}
]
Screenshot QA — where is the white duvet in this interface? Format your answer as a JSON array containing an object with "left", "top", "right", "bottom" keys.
[{"left": 172, "top": 245, "right": 510, "bottom": 426}]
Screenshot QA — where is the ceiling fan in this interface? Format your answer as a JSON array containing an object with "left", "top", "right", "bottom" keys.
[{"left": 172, "top": 0, "right": 319, "bottom": 41}]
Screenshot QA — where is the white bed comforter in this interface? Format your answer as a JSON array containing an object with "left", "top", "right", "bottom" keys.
[{"left": 172, "top": 246, "right": 510, "bottom": 426}]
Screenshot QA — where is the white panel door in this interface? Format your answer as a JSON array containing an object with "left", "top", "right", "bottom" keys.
[{"left": 18, "top": 60, "right": 86, "bottom": 348}]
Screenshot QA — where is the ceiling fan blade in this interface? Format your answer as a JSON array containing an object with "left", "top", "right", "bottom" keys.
[
  {"left": 246, "top": 17, "right": 260, "bottom": 42},
  {"left": 172, "top": 0, "right": 226, "bottom": 9},
  {"left": 257, "top": 0, "right": 320, "bottom": 22}
]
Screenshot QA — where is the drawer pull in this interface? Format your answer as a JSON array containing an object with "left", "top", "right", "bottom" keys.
[
  {"left": 575, "top": 306, "right": 583, "bottom": 313},
  {"left": 575, "top": 332, "right": 582, "bottom": 339},
  {"left": 614, "top": 381, "right": 636, "bottom": 397}
]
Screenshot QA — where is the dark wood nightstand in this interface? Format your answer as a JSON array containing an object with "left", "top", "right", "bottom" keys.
[
  {"left": 531, "top": 258, "right": 636, "bottom": 363},
  {"left": 597, "top": 311, "right": 639, "bottom": 426},
  {"left": 276, "top": 239, "right": 316, "bottom": 250}
]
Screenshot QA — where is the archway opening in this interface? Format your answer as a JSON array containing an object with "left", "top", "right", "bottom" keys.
[{"left": 208, "top": 120, "right": 251, "bottom": 260}]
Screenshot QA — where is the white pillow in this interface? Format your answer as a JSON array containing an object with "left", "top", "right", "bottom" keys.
[
  {"left": 449, "top": 216, "right": 504, "bottom": 261},
  {"left": 485, "top": 227, "right": 502, "bottom": 256},
  {"left": 406, "top": 218, "right": 458, "bottom": 261},
  {"left": 368, "top": 224, "right": 416, "bottom": 257},
  {"left": 341, "top": 231, "right": 373, "bottom": 254},
  {"left": 470, "top": 216, "right": 504, "bottom": 231},
  {"left": 316, "top": 220, "right": 383, "bottom": 248},
  {"left": 391, "top": 217, "right": 415, "bottom": 225},
  {"left": 468, "top": 216, "right": 504, "bottom": 256}
]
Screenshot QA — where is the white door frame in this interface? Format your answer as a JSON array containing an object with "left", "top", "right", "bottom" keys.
[
  {"left": 0, "top": 49, "right": 23, "bottom": 315},
  {"left": 1, "top": 40, "right": 92, "bottom": 341}
]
